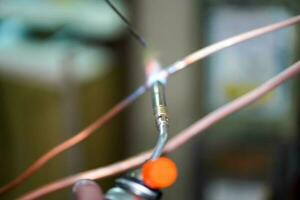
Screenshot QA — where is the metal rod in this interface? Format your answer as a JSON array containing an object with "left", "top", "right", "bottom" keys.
[{"left": 150, "top": 81, "right": 169, "bottom": 160}]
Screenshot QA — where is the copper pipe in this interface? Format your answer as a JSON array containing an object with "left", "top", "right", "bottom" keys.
[
  {"left": 0, "top": 86, "right": 147, "bottom": 195},
  {"left": 2, "top": 14, "right": 300, "bottom": 196},
  {"left": 166, "top": 15, "right": 300, "bottom": 75},
  {"left": 18, "top": 60, "right": 300, "bottom": 200}
]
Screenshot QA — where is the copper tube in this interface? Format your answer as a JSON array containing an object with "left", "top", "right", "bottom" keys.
[
  {"left": 166, "top": 15, "right": 300, "bottom": 75},
  {"left": 18, "top": 60, "right": 300, "bottom": 200},
  {"left": 2, "top": 14, "right": 300, "bottom": 196},
  {"left": 0, "top": 86, "right": 147, "bottom": 195}
]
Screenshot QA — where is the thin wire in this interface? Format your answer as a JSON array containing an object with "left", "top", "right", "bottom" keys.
[
  {"left": 104, "top": 0, "right": 148, "bottom": 48},
  {"left": 2, "top": 14, "right": 300, "bottom": 196},
  {"left": 18, "top": 60, "right": 300, "bottom": 200}
]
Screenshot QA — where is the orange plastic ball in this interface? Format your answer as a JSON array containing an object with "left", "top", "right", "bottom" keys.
[{"left": 141, "top": 157, "right": 178, "bottom": 189}]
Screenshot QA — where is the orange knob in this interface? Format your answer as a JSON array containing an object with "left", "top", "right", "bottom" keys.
[{"left": 141, "top": 157, "right": 178, "bottom": 189}]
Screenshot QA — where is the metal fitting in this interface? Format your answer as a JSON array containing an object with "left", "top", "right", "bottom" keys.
[
  {"left": 152, "top": 82, "right": 168, "bottom": 123},
  {"left": 105, "top": 173, "right": 162, "bottom": 200}
]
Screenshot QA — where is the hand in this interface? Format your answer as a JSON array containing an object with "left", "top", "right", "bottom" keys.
[{"left": 73, "top": 180, "right": 104, "bottom": 200}]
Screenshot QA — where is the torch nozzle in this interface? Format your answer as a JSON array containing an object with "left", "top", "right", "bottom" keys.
[{"left": 150, "top": 81, "right": 169, "bottom": 160}]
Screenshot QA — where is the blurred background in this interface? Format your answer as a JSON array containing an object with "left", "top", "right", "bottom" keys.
[{"left": 0, "top": 0, "right": 300, "bottom": 199}]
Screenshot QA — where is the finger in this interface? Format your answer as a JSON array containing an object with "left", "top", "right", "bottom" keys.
[{"left": 73, "top": 179, "right": 104, "bottom": 200}]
